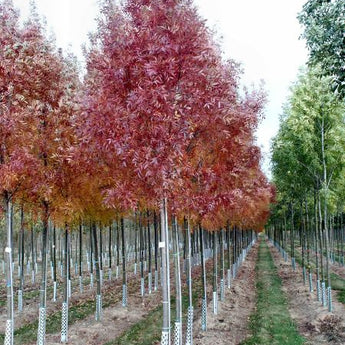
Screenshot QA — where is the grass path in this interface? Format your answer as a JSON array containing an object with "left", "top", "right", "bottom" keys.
[{"left": 242, "top": 239, "right": 305, "bottom": 345}]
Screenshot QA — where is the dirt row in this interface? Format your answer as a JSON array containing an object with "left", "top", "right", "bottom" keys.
[
  {"left": 268, "top": 240, "right": 345, "bottom": 344},
  {"left": 193, "top": 242, "right": 258, "bottom": 345}
]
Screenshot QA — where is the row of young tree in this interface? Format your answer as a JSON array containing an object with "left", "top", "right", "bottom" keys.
[
  {"left": 1, "top": 0, "right": 273, "bottom": 344},
  {"left": 269, "top": 0, "right": 345, "bottom": 314}
]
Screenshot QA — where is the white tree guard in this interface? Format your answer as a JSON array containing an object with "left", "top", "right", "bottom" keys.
[
  {"left": 79, "top": 276, "right": 83, "bottom": 293},
  {"left": 53, "top": 281, "right": 57, "bottom": 302},
  {"left": 185, "top": 306, "right": 194, "bottom": 345},
  {"left": 317, "top": 279, "right": 321, "bottom": 301},
  {"left": 37, "top": 307, "right": 46, "bottom": 345},
  {"left": 134, "top": 262, "right": 137, "bottom": 275},
  {"left": 148, "top": 272, "right": 152, "bottom": 294},
  {"left": 213, "top": 291, "right": 218, "bottom": 315},
  {"left": 227, "top": 269, "right": 231, "bottom": 289},
  {"left": 18, "top": 289, "right": 23, "bottom": 312},
  {"left": 232, "top": 263, "right": 236, "bottom": 279},
  {"left": 4, "top": 319, "right": 13, "bottom": 345},
  {"left": 68, "top": 279, "right": 72, "bottom": 298},
  {"left": 173, "top": 321, "right": 181, "bottom": 345},
  {"left": 201, "top": 298, "right": 207, "bottom": 331},
  {"left": 96, "top": 294, "right": 102, "bottom": 321},
  {"left": 161, "top": 331, "right": 169, "bottom": 345},
  {"left": 90, "top": 273, "right": 94, "bottom": 289},
  {"left": 116, "top": 266, "right": 119, "bottom": 279},
  {"left": 220, "top": 279, "right": 225, "bottom": 301},
  {"left": 154, "top": 270, "right": 158, "bottom": 291},
  {"left": 141, "top": 277, "right": 145, "bottom": 296},
  {"left": 122, "top": 284, "right": 127, "bottom": 307},
  {"left": 108, "top": 269, "right": 112, "bottom": 281},
  {"left": 309, "top": 273, "right": 313, "bottom": 292},
  {"left": 328, "top": 286, "right": 332, "bottom": 312},
  {"left": 322, "top": 281, "right": 327, "bottom": 307},
  {"left": 302, "top": 267, "right": 306, "bottom": 285},
  {"left": 292, "top": 257, "right": 296, "bottom": 271},
  {"left": 61, "top": 302, "right": 68, "bottom": 343}
]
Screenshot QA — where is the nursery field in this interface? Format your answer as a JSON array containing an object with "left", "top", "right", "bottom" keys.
[
  {"left": 1, "top": 0, "right": 344, "bottom": 344},
  {"left": 2, "top": 233, "right": 345, "bottom": 345}
]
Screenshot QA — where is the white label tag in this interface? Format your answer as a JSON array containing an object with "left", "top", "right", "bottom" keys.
[
  {"left": 5, "top": 247, "right": 11, "bottom": 253},
  {"left": 159, "top": 241, "right": 165, "bottom": 248}
]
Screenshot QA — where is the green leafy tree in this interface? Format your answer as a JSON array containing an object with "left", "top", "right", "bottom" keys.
[
  {"left": 298, "top": 0, "right": 345, "bottom": 98},
  {"left": 271, "top": 65, "right": 345, "bottom": 311}
]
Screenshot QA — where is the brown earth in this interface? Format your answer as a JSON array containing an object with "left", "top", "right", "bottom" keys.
[
  {"left": 268, "top": 240, "right": 345, "bottom": 345},
  {"left": 193, "top": 241, "right": 258, "bottom": 345}
]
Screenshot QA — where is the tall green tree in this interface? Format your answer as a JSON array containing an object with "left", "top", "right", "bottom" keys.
[
  {"left": 298, "top": 0, "right": 345, "bottom": 98},
  {"left": 271, "top": 65, "right": 345, "bottom": 311}
]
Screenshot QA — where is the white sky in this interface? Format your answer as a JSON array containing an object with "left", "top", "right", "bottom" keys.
[{"left": 13, "top": 0, "right": 308, "bottom": 178}]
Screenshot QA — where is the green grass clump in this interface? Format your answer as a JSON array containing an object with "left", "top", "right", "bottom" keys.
[{"left": 241, "top": 241, "right": 305, "bottom": 345}]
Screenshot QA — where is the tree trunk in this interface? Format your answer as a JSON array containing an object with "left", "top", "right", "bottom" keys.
[
  {"left": 147, "top": 211, "right": 152, "bottom": 294},
  {"left": 4, "top": 196, "right": 14, "bottom": 345},
  {"left": 18, "top": 207, "right": 25, "bottom": 312},
  {"left": 79, "top": 223, "right": 83, "bottom": 291},
  {"left": 185, "top": 217, "right": 193, "bottom": 345},
  {"left": 321, "top": 112, "right": 332, "bottom": 311},
  {"left": 212, "top": 231, "right": 218, "bottom": 314},
  {"left": 92, "top": 223, "right": 102, "bottom": 320},
  {"left": 160, "top": 198, "right": 171, "bottom": 345},
  {"left": 121, "top": 217, "right": 127, "bottom": 307},
  {"left": 172, "top": 216, "right": 182, "bottom": 345},
  {"left": 53, "top": 225, "right": 57, "bottom": 301},
  {"left": 37, "top": 201, "right": 49, "bottom": 345},
  {"left": 199, "top": 224, "right": 207, "bottom": 331},
  {"left": 61, "top": 226, "right": 69, "bottom": 343}
]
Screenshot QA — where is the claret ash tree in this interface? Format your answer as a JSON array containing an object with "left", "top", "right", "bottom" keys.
[
  {"left": 82, "top": 0, "right": 272, "bottom": 344},
  {"left": 1, "top": 0, "right": 273, "bottom": 344},
  {"left": 1, "top": 1, "right": 81, "bottom": 344}
]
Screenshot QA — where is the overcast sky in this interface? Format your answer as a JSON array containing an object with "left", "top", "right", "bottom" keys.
[{"left": 13, "top": 0, "right": 308, "bottom": 178}]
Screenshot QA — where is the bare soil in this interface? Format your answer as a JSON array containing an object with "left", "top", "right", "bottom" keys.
[
  {"left": 193, "top": 241, "right": 258, "bottom": 345},
  {"left": 268, "top": 241, "right": 345, "bottom": 345},
  {"left": 37, "top": 291, "right": 162, "bottom": 345}
]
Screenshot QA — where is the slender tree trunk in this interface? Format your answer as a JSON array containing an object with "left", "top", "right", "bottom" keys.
[
  {"left": 18, "top": 207, "right": 24, "bottom": 312},
  {"left": 212, "top": 231, "right": 218, "bottom": 314},
  {"left": 99, "top": 225, "right": 103, "bottom": 286},
  {"left": 92, "top": 223, "right": 102, "bottom": 320},
  {"left": 121, "top": 217, "right": 127, "bottom": 306},
  {"left": 321, "top": 113, "right": 332, "bottom": 311},
  {"left": 185, "top": 217, "right": 193, "bottom": 345},
  {"left": 90, "top": 224, "right": 94, "bottom": 288},
  {"left": 53, "top": 225, "right": 57, "bottom": 301},
  {"left": 37, "top": 201, "right": 49, "bottom": 345},
  {"left": 160, "top": 198, "right": 171, "bottom": 345},
  {"left": 79, "top": 223, "right": 83, "bottom": 291},
  {"left": 147, "top": 211, "right": 152, "bottom": 294},
  {"left": 4, "top": 196, "right": 14, "bottom": 345},
  {"left": 108, "top": 224, "right": 112, "bottom": 280},
  {"left": 116, "top": 219, "right": 120, "bottom": 279},
  {"left": 140, "top": 213, "right": 145, "bottom": 296},
  {"left": 220, "top": 229, "right": 225, "bottom": 301},
  {"left": 199, "top": 224, "right": 207, "bottom": 331},
  {"left": 172, "top": 216, "right": 182, "bottom": 345},
  {"left": 61, "top": 226, "right": 69, "bottom": 343},
  {"left": 154, "top": 211, "right": 159, "bottom": 291}
]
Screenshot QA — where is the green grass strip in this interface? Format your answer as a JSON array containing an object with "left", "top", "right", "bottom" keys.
[
  {"left": 286, "top": 244, "right": 345, "bottom": 306},
  {"left": 241, "top": 240, "right": 305, "bottom": 345},
  {"left": 0, "top": 293, "right": 114, "bottom": 344}
]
